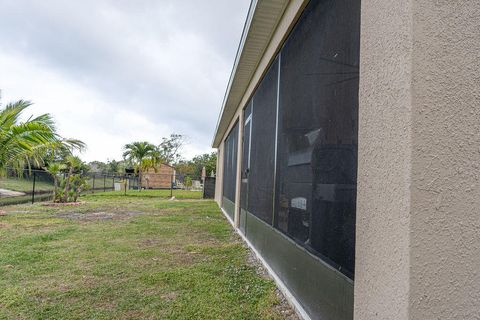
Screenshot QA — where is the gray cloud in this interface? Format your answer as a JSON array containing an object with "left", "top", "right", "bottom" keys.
[{"left": 0, "top": 0, "right": 249, "bottom": 161}]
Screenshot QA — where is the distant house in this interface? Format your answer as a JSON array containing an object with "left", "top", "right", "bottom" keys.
[{"left": 141, "top": 164, "right": 175, "bottom": 189}]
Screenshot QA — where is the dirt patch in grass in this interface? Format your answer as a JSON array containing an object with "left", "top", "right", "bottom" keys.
[
  {"left": 57, "top": 210, "right": 143, "bottom": 221},
  {"left": 42, "top": 201, "right": 85, "bottom": 207},
  {"left": 138, "top": 239, "right": 160, "bottom": 247},
  {"left": 160, "top": 291, "right": 179, "bottom": 302}
]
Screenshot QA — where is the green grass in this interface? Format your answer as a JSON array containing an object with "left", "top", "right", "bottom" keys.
[
  {"left": 0, "top": 194, "right": 286, "bottom": 319},
  {"left": 89, "top": 189, "right": 203, "bottom": 199},
  {"left": 0, "top": 177, "right": 54, "bottom": 193}
]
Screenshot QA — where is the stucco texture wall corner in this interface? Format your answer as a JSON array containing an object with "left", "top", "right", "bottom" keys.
[
  {"left": 409, "top": 1, "right": 480, "bottom": 319},
  {"left": 355, "top": 0, "right": 414, "bottom": 319},
  {"left": 357, "top": 0, "right": 480, "bottom": 319}
]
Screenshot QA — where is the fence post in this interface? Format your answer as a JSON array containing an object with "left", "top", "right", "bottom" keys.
[
  {"left": 104, "top": 175, "right": 106, "bottom": 192},
  {"left": 31, "top": 171, "right": 36, "bottom": 204},
  {"left": 203, "top": 177, "right": 206, "bottom": 199},
  {"left": 92, "top": 174, "right": 95, "bottom": 193},
  {"left": 170, "top": 174, "right": 173, "bottom": 198},
  {"left": 112, "top": 176, "right": 115, "bottom": 191},
  {"left": 124, "top": 175, "right": 127, "bottom": 196}
]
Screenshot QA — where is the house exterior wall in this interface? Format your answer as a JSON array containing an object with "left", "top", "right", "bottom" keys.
[
  {"left": 214, "top": 0, "right": 480, "bottom": 319},
  {"left": 141, "top": 164, "right": 175, "bottom": 189},
  {"left": 354, "top": 0, "right": 414, "bottom": 318},
  {"left": 357, "top": 1, "right": 480, "bottom": 319},
  {"left": 214, "top": 0, "right": 308, "bottom": 213}
]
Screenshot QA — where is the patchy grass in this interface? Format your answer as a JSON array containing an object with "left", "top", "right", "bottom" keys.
[
  {"left": 89, "top": 189, "right": 203, "bottom": 200},
  {"left": 0, "top": 177, "right": 54, "bottom": 193},
  {"left": 0, "top": 194, "right": 287, "bottom": 319}
]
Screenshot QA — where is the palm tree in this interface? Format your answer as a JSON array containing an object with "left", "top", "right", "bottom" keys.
[
  {"left": 122, "top": 141, "right": 158, "bottom": 189},
  {"left": 0, "top": 100, "right": 57, "bottom": 172},
  {"left": 44, "top": 162, "right": 66, "bottom": 202},
  {"left": 0, "top": 100, "right": 85, "bottom": 173},
  {"left": 62, "top": 155, "right": 85, "bottom": 202}
]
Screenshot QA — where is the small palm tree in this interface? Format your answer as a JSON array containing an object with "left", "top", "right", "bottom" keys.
[
  {"left": 122, "top": 141, "right": 158, "bottom": 189},
  {"left": 44, "top": 162, "right": 66, "bottom": 202},
  {"left": 62, "top": 155, "right": 84, "bottom": 202}
]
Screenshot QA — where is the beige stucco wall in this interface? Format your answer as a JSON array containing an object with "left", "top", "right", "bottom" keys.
[
  {"left": 355, "top": 0, "right": 413, "bottom": 318},
  {"left": 356, "top": 0, "right": 480, "bottom": 319},
  {"left": 410, "top": 1, "right": 480, "bottom": 318}
]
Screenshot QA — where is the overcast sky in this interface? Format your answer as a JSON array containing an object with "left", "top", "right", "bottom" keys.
[{"left": 0, "top": 0, "right": 250, "bottom": 162}]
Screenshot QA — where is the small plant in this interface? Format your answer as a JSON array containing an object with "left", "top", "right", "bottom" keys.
[
  {"left": 45, "top": 162, "right": 66, "bottom": 202},
  {"left": 70, "top": 174, "right": 88, "bottom": 202},
  {"left": 184, "top": 176, "right": 192, "bottom": 190},
  {"left": 46, "top": 156, "right": 87, "bottom": 203}
]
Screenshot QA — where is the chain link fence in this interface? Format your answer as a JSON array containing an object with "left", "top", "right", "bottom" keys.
[{"left": 0, "top": 168, "right": 215, "bottom": 206}]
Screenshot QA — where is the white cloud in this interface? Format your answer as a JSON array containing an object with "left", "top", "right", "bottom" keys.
[{"left": 0, "top": 0, "right": 250, "bottom": 162}]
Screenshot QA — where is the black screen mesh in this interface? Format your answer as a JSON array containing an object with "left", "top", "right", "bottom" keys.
[
  {"left": 246, "top": 59, "right": 279, "bottom": 224},
  {"left": 274, "top": 0, "right": 360, "bottom": 278},
  {"left": 222, "top": 122, "right": 239, "bottom": 203}
]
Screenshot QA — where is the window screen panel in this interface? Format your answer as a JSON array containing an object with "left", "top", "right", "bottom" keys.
[
  {"left": 240, "top": 101, "right": 252, "bottom": 212},
  {"left": 222, "top": 122, "right": 239, "bottom": 203},
  {"left": 246, "top": 58, "right": 279, "bottom": 224},
  {"left": 274, "top": 0, "right": 360, "bottom": 278}
]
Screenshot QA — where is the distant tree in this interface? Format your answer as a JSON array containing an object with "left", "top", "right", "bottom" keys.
[
  {"left": 122, "top": 141, "right": 157, "bottom": 189},
  {"left": 174, "top": 152, "right": 217, "bottom": 179},
  {"left": 107, "top": 159, "right": 120, "bottom": 174},
  {"left": 191, "top": 152, "right": 217, "bottom": 178},
  {"left": 175, "top": 160, "right": 195, "bottom": 176},
  {"left": 88, "top": 161, "right": 109, "bottom": 174},
  {"left": 184, "top": 176, "right": 193, "bottom": 190},
  {"left": 158, "top": 133, "right": 186, "bottom": 165}
]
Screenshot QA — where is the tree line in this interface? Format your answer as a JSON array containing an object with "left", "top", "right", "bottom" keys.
[
  {"left": 0, "top": 98, "right": 217, "bottom": 200},
  {"left": 87, "top": 135, "right": 217, "bottom": 189}
]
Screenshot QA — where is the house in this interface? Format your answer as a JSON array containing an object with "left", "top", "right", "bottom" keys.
[
  {"left": 212, "top": 0, "right": 480, "bottom": 319},
  {"left": 141, "top": 164, "right": 175, "bottom": 189}
]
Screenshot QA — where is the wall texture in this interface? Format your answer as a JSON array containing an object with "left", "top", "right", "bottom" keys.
[
  {"left": 357, "top": 0, "right": 480, "bottom": 319},
  {"left": 355, "top": 0, "right": 413, "bottom": 318},
  {"left": 410, "top": 1, "right": 480, "bottom": 319}
]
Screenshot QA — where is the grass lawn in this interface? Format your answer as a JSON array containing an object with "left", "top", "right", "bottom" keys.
[
  {"left": 0, "top": 193, "right": 293, "bottom": 319},
  {"left": 0, "top": 177, "right": 54, "bottom": 193},
  {"left": 91, "top": 189, "right": 203, "bottom": 199}
]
